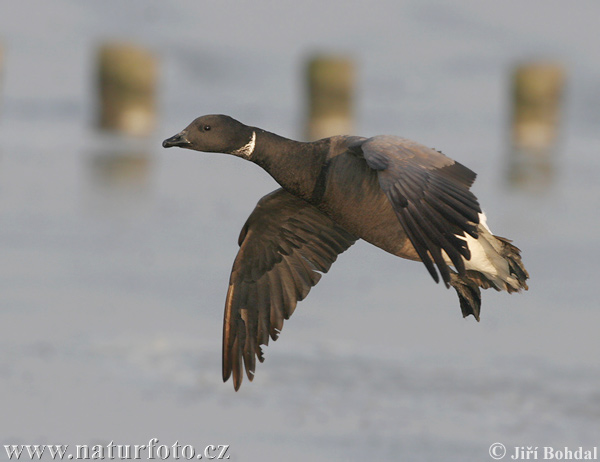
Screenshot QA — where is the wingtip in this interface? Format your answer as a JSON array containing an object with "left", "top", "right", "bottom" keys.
[
  {"left": 226, "top": 364, "right": 243, "bottom": 391},
  {"left": 222, "top": 369, "right": 241, "bottom": 391},
  {"left": 233, "top": 377, "right": 242, "bottom": 391},
  {"left": 224, "top": 366, "right": 250, "bottom": 391}
]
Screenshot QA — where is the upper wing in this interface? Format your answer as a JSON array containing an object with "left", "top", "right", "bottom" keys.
[
  {"left": 358, "top": 135, "right": 482, "bottom": 287},
  {"left": 223, "top": 188, "right": 356, "bottom": 390}
]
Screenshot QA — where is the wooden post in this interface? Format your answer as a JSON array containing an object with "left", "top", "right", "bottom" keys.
[
  {"left": 508, "top": 62, "right": 565, "bottom": 188},
  {"left": 97, "top": 43, "right": 157, "bottom": 136},
  {"left": 87, "top": 149, "right": 153, "bottom": 213},
  {"left": 305, "top": 55, "right": 355, "bottom": 141},
  {"left": 91, "top": 152, "right": 151, "bottom": 188}
]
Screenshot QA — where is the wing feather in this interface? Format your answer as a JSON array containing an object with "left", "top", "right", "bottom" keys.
[
  {"left": 223, "top": 188, "right": 356, "bottom": 390},
  {"left": 360, "top": 135, "right": 482, "bottom": 286}
]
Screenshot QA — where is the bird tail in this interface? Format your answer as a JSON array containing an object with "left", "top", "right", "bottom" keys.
[
  {"left": 449, "top": 216, "right": 529, "bottom": 321},
  {"left": 449, "top": 272, "right": 483, "bottom": 321}
]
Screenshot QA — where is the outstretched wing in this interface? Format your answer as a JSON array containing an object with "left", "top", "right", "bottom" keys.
[
  {"left": 223, "top": 188, "right": 356, "bottom": 390},
  {"left": 358, "top": 135, "right": 481, "bottom": 287}
]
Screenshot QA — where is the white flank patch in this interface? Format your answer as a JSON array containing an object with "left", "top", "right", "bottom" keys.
[
  {"left": 461, "top": 212, "right": 499, "bottom": 276},
  {"left": 232, "top": 131, "right": 256, "bottom": 158},
  {"left": 477, "top": 211, "right": 492, "bottom": 233},
  {"left": 443, "top": 211, "right": 517, "bottom": 290}
]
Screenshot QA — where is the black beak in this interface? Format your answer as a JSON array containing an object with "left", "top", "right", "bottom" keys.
[{"left": 162, "top": 132, "right": 191, "bottom": 148}]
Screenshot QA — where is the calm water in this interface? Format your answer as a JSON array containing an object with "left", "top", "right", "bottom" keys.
[{"left": 1, "top": 1, "right": 599, "bottom": 461}]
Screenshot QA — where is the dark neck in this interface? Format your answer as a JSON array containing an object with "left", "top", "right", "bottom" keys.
[{"left": 249, "top": 129, "right": 329, "bottom": 201}]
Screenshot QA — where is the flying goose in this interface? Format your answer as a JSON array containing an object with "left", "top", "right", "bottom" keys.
[{"left": 163, "top": 114, "right": 529, "bottom": 390}]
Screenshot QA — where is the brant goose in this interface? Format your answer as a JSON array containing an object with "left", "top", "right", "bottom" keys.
[{"left": 163, "top": 114, "right": 529, "bottom": 390}]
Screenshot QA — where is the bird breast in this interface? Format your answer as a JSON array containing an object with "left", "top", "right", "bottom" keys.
[{"left": 314, "top": 148, "right": 420, "bottom": 261}]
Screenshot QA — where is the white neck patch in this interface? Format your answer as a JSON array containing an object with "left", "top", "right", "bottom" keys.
[{"left": 232, "top": 131, "right": 256, "bottom": 158}]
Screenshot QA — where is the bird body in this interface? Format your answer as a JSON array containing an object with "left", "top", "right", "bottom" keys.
[
  {"left": 163, "top": 114, "right": 529, "bottom": 390},
  {"left": 257, "top": 133, "right": 420, "bottom": 260}
]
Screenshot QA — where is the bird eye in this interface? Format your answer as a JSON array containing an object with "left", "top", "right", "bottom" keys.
[{"left": 203, "top": 125, "right": 211, "bottom": 131}]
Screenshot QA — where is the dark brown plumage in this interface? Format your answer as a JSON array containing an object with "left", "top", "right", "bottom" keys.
[
  {"left": 163, "top": 114, "right": 529, "bottom": 390},
  {"left": 222, "top": 189, "right": 356, "bottom": 390}
]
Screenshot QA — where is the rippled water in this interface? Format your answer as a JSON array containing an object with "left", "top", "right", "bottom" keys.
[{"left": 1, "top": 2, "right": 599, "bottom": 461}]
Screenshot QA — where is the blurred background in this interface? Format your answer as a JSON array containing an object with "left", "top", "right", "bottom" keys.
[{"left": 1, "top": 1, "right": 599, "bottom": 461}]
